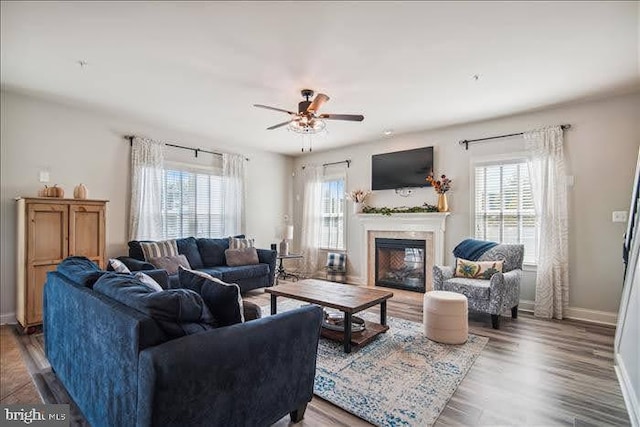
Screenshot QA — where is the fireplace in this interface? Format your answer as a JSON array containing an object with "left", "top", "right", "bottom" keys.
[
  {"left": 356, "top": 212, "right": 449, "bottom": 291},
  {"left": 375, "top": 238, "right": 426, "bottom": 292}
]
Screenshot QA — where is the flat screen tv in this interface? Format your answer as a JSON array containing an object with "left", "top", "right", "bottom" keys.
[{"left": 372, "top": 146, "right": 434, "bottom": 190}]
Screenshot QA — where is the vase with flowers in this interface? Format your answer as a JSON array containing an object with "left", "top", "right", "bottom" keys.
[
  {"left": 426, "top": 174, "right": 452, "bottom": 212},
  {"left": 345, "top": 189, "right": 371, "bottom": 214}
]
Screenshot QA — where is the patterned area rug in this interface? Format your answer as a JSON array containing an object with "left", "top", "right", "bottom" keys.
[{"left": 264, "top": 300, "right": 488, "bottom": 427}]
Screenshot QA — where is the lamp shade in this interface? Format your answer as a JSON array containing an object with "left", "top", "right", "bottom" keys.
[{"left": 285, "top": 225, "right": 294, "bottom": 240}]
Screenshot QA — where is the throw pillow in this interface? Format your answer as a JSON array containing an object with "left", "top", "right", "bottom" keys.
[
  {"left": 149, "top": 254, "right": 191, "bottom": 275},
  {"left": 139, "top": 240, "right": 179, "bottom": 261},
  {"left": 178, "top": 267, "right": 244, "bottom": 326},
  {"left": 454, "top": 258, "right": 504, "bottom": 279},
  {"left": 229, "top": 237, "right": 255, "bottom": 249},
  {"left": 93, "top": 273, "right": 215, "bottom": 338},
  {"left": 196, "top": 238, "right": 229, "bottom": 267},
  {"left": 225, "top": 247, "right": 259, "bottom": 266},
  {"left": 134, "top": 272, "right": 164, "bottom": 292},
  {"left": 109, "top": 258, "right": 131, "bottom": 274}
]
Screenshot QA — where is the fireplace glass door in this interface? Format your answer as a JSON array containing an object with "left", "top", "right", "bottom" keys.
[{"left": 375, "top": 238, "right": 426, "bottom": 292}]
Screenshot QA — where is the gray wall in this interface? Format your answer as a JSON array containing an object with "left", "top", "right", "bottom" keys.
[
  {"left": 293, "top": 91, "right": 640, "bottom": 318},
  {"left": 0, "top": 89, "right": 293, "bottom": 322}
]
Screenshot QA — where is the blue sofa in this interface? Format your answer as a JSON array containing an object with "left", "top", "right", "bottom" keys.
[
  {"left": 118, "top": 236, "right": 277, "bottom": 293},
  {"left": 44, "top": 257, "right": 323, "bottom": 427}
]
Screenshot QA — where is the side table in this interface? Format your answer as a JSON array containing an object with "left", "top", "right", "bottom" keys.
[{"left": 276, "top": 254, "right": 303, "bottom": 284}]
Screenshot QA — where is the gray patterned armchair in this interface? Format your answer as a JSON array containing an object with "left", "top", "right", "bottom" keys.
[{"left": 433, "top": 243, "right": 524, "bottom": 329}]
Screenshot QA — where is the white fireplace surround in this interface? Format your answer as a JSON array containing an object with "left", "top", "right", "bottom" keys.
[{"left": 355, "top": 213, "right": 450, "bottom": 291}]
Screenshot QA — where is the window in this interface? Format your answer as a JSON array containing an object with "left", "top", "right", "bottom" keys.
[
  {"left": 320, "top": 176, "right": 345, "bottom": 250},
  {"left": 474, "top": 160, "right": 537, "bottom": 264},
  {"left": 162, "top": 164, "right": 224, "bottom": 239}
]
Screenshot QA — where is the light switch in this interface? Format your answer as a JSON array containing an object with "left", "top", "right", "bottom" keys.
[
  {"left": 39, "top": 171, "right": 50, "bottom": 183},
  {"left": 612, "top": 211, "right": 628, "bottom": 223}
]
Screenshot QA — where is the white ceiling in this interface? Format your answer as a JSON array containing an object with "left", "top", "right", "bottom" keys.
[{"left": 1, "top": 1, "right": 638, "bottom": 156}]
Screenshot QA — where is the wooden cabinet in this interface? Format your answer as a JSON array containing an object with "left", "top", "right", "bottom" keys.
[{"left": 16, "top": 198, "right": 107, "bottom": 330}]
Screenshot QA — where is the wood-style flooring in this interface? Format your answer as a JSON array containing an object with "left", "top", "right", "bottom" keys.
[
  {"left": 244, "top": 285, "right": 630, "bottom": 427},
  {"left": 0, "top": 325, "right": 40, "bottom": 404},
  {"left": 0, "top": 284, "right": 630, "bottom": 426}
]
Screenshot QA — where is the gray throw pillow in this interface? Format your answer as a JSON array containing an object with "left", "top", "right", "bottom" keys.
[
  {"left": 109, "top": 258, "right": 131, "bottom": 273},
  {"left": 225, "top": 247, "right": 259, "bottom": 266},
  {"left": 135, "top": 272, "right": 164, "bottom": 292},
  {"left": 149, "top": 254, "right": 191, "bottom": 275}
]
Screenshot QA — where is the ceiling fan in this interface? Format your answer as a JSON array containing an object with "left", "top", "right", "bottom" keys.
[{"left": 253, "top": 89, "right": 364, "bottom": 134}]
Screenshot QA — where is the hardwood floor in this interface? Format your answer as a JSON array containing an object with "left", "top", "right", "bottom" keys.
[
  {"left": 0, "top": 325, "right": 40, "bottom": 405},
  {"left": 245, "top": 285, "right": 630, "bottom": 426}
]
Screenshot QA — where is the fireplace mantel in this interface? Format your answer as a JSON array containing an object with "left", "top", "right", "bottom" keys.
[{"left": 355, "top": 212, "right": 450, "bottom": 289}]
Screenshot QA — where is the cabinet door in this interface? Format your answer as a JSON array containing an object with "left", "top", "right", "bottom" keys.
[
  {"left": 26, "top": 203, "right": 68, "bottom": 325},
  {"left": 69, "top": 204, "right": 106, "bottom": 268}
]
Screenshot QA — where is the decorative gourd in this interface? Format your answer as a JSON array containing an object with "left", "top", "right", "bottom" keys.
[
  {"left": 38, "top": 185, "right": 48, "bottom": 197},
  {"left": 49, "top": 185, "right": 64, "bottom": 198},
  {"left": 73, "top": 183, "right": 88, "bottom": 199}
]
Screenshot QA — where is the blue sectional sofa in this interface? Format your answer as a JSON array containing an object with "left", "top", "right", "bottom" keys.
[
  {"left": 44, "top": 257, "right": 323, "bottom": 427},
  {"left": 118, "top": 236, "right": 277, "bottom": 292}
]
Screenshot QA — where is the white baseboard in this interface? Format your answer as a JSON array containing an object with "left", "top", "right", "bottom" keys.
[
  {"left": 0, "top": 312, "right": 17, "bottom": 325},
  {"left": 615, "top": 353, "right": 640, "bottom": 427},
  {"left": 518, "top": 299, "right": 617, "bottom": 326},
  {"left": 519, "top": 299, "right": 535, "bottom": 312},
  {"left": 564, "top": 306, "right": 618, "bottom": 326}
]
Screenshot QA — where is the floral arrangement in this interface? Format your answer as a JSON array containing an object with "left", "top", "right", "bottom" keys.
[
  {"left": 346, "top": 189, "right": 371, "bottom": 204},
  {"left": 426, "top": 174, "right": 452, "bottom": 194}
]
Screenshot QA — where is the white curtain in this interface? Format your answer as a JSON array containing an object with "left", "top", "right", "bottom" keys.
[
  {"left": 525, "top": 126, "right": 570, "bottom": 319},
  {"left": 300, "top": 165, "right": 324, "bottom": 276},
  {"left": 222, "top": 153, "right": 246, "bottom": 236},
  {"left": 129, "top": 137, "right": 165, "bottom": 240}
]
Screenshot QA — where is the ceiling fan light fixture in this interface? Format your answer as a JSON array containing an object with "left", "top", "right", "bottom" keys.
[{"left": 287, "top": 118, "right": 326, "bottom": 134}]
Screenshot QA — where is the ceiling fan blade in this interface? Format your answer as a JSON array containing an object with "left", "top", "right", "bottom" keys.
[
  {"left": 319, "top": 113, "right": 364, "bottom": 122},
  {"left": 267, "top": 120, "right": 293, "bottom": 130},
  {"left": 253, "top": 104, "right": 296, "bottom": 115},
  {"left": 307, "top": 93, "right": 330, "bottom": 113}
]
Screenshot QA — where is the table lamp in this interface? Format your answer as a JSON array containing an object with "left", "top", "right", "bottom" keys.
[{"left": 279, "top": 225, "right": 294, "bottom": 256}]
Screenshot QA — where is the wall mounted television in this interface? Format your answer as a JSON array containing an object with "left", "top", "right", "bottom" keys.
[{"left": 371, "top": 146, "right": 434, "bottom": 190}]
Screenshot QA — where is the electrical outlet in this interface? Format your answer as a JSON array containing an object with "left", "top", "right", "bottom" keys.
[
  {"left": 39, "top": 171, "right": 50, "bottom": 183},
  {"left": 612, "top": 211, "right": 628, "bottom": 223}
]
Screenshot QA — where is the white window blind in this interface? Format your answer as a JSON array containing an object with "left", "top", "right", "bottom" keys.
[
  {"left": 474, "top": 161, "right": 537, "bottom": 264},
  {"left": 162, "top": 165, "right": 224, "bottom": 239},
  {"left": 320, "top": 177, "right": 345, "bottom": 250}
]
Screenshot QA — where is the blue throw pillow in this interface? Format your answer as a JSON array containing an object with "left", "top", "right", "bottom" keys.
[
  {"left": 196, "top": 238, "right": 229, "bottom": 267},
  {"left": 57, "top": 256, "right": 106, "bottom": 288},
  {"left": 93, "top": 272, "right": 215, "bottom": 338},
  {"left": 176, "top": 237, "right": 204, "bottom": 269},
  {"left": 178, "top": 267, "right": 244, "bottom": 327}
]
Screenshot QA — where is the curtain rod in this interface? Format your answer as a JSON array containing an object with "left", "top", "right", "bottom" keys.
[
  {"left": 124, "top": 135, "right": 249, "bottom": 161},
  {"left": 302, "top": 159, "right": 351, "bottom": 170},
  {"left": 459, "top": 124, "right": 572, "bottom": 150}
]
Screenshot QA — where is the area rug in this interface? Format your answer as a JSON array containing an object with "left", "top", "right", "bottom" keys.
[{"left": 264, "top": 300, "right": 488, "bottom": 427}]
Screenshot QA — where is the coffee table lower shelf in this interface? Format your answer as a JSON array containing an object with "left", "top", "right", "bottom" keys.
[{"left": 321, "top": 320, "right": 389, "bottom": 348}]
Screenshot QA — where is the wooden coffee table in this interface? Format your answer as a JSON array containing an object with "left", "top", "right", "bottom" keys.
[{"left": 265, "top": 279, "right": 393, "bottom": 353}]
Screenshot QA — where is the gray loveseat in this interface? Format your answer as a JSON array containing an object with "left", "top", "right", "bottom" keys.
[{"left": 118, "top": 236, "right": 276, "bottom": 292}]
